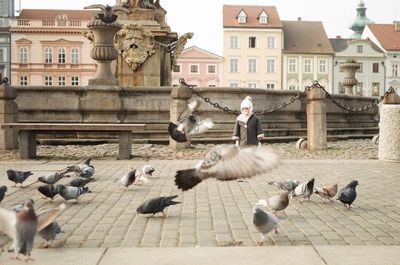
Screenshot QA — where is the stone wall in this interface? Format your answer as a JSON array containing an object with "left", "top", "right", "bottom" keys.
[{"left": 13, "top": 85, "right": 379, "bottom": 141}]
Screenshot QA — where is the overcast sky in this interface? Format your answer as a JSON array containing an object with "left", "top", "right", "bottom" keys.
[{"left": 16, "top": 0, "right": 399, "bottom": 55}]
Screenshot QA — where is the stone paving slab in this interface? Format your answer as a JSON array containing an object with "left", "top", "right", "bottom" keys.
[{"left": 0, "top": 159, "right": 399, "bottom": 250}]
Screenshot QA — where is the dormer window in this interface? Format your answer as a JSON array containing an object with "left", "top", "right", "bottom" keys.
[
  {"left": 259, "top": 11, "right": 269, "bottom": 24},
  {"left": 238, "top": 10, "right": 247, "bottom": 24}
]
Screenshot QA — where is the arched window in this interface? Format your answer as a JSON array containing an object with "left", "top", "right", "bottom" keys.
[
  {"left": 58, "top": 47, "right": 65, "bottom": 64},
  {"left": 44, "top": 47, "right": 52, "bottom": 64},
  {"left": 19, "top": 47, "right": 28, "bottom": 63},
  {"left": 71, "top": 47, "right": 79, "bottom": 64}
]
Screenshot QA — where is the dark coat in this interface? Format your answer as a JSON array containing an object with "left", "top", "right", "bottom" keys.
[{"left": 233, "top": 114, "right": 264, "bottom": 146}]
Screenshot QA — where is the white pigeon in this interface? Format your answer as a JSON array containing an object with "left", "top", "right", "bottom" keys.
[
  {"left": 114, "top": 169, "right": 137, "bottom": 190},
  {"left": 253, "top": 199, "right": 279, "bottom": 245},
  {"left": 134, "top": 165, "right": 155, "bottom": 185},
  {"left": 292, "top": 178, "right": 315, "bottom": 202}
]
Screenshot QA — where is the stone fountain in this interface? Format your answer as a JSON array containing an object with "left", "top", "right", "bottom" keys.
[{"left": 340, "top": 59, "right": 360, "bottom": 95}]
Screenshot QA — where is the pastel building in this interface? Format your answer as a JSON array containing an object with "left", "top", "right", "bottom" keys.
[
  {"left": 223, "top": 5, "right": 283, "bottom": 89},
  {"left": 10, "top": 9, "right": 96, "bottom": 86},
  {"left": 171, "top": 46, "right": 223, "bottom": 87}
]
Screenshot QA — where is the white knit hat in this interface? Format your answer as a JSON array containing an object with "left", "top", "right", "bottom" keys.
[{"left": 240, "top": 96, "right": 253, "bottom": 110}]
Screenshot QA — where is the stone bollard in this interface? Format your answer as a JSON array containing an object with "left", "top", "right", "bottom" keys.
[
  {"left": 0, "top": 83, "right": 18, "bottom": 149},
  {"left": 169, "top": 84, "right": 192, "bottom": 149},
  {"left": 306, "top": 86, "right": 327, "bottom": 150},
  {"left": 378, "top": 91, "right": 400, "bottom": 161}
]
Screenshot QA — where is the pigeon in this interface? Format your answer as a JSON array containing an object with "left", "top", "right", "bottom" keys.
[
  {"left": 253, "top": 200, "right": 279, "bottom": 245},
  {"left": 0, "top": 185, "right": 7, "bottom": 203},
  {"left": 65, "top": 158, "right": 94, "bottom": 178},
  {"left": 175, "top": 145, "right": 279, "bottom": 191},
  {"left": 38, "top": 172, "right": 70, "bottom": 185},
  {"left": 137, "top": 195, "right": 180, "bottom": 217},
  {"left": 337, "top": 180, "right": 358, "bottom": 208},
  {"left": 268, "top": 180, "right": 300, "bottom": 193},
  {"left": 141, "top": 165, "right": 155, "bottom": 177},
  {"left": 56, "top": 185, "right": 91, "bottom": 203},
  {"left": 38, "top": 185, "right": 59, "bottom": 200},
  {"left": 267, "top": 191, "right": 289, "bottom": 216},
  {"left": 292, "top": 178, "right": 315, "bottom": 202},
  {"left": 7, "top": 169, "right": 33, "bottom": 187},
  {"left": 84, "top": 4, "right": 129, "bottom": 23},
  {"left": 38, "top": 221, "right": 64, "bottom": 248},
  {"left": 168, "top": 98, "right": 214, "bottom": 143},
  {"left": 314, "top": 184, "right": 338, "bottom": 202},
  {"left": 115, "top": 169, "right": 137, "bottom": 190},
  {"left": 68, "top": 177, "right": 95, "bottom": 188},
  {"left": 0, "top": 200, "right": 66, "bottom": 261},
  {"left": 135, "top": 164, "right": 155, "bottom": 184}
]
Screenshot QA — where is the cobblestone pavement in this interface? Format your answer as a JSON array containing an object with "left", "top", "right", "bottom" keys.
[
  {"left": 0, "top": 139, "right": 379, "bottom": 161},
  {"left": 0, "top": 145, "right": 399, "bottom": 249}
]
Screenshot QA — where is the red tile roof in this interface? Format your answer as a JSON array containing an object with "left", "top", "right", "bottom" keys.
[
  {"left": 367, "top": 23, "right": 400, "bottom": 51},
  {"left": 18, "top": 9, "right": 96, "bottom": 20},
  {"left": 223, "top": 5, "right": 282, "bottom": 29}
]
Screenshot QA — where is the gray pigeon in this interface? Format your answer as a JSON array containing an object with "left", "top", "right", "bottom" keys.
[
  {"left": 38, "top": 172, "right": 70, "bottom": 185},
  {"left": 38, "top": 221, "right": 64, "bottom": 248},
  {"left": 267, "top": 191, "right": 289, "bottom": 215},
  {"left": 56, "top": 185, "right": 91, "bottom": 203},
  {"left": 37, "top": 185, "right": 59, "bottom": 200},
  {"left": 7, "top": 169, "right": 33, "bottom": 187},
  {"left": 253, "top": 200, "right": 279, "bottom": 245},
  {"left": 65, "top": 158, "right": 94, "bottom": 178},
  {"left": 137, "top": 195, "right": 180, "bottom": 217},
  {"left": 268, "top": 180, "right": 300, "bottom": 193},
  {"left": 292, "top": 178, "right": 315, "bottom": 202},
  {"left": 115, "top": 169, "right": 137, "bottom": 190},
  {"left": 337, "top": 180, "right": 358, "bottom": 208},
  {"left": 69, "top": 177, "right": 95, "bottom": 188},
  {"left": 0, "top": 185, "right": 7, "bottom": 203},
  {"left": 175, "top": 145, "right": 279, "bottom": 191}
]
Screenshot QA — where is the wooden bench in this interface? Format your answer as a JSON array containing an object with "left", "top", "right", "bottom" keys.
[{"left": 1, "top": 123, "right": 146, "bottom": 159}]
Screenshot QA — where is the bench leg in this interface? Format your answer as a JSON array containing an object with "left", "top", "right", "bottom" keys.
[
  {"left": 119, "top": 131, "right": 132, "bottom": 159},
  {"left": 19, "top": 131, "right": 37, "bottom": 159}
]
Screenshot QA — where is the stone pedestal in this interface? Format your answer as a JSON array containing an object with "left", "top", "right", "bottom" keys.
[
  {"left": 306, "top": 87, "right": 327, "bottom": 150},
  {"left": 169, "top": 85, "right": 192, "bottom": 149},
  {"left": 378, "top": 104, "right": 400, "bottom": 162},
  {"left": 340, "top": 62, "right": 360, "bottom": 96},
  {"left": 0, "top": 84, "right": 18, "bottom": 149}
]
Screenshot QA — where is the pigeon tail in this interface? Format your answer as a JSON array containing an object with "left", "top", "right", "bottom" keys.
[
  {"left": 168, "top": 122, "right": 187, "bottom": 142},
  {"left": 175, "top": 169, "right": 202, "bottom": 191}
]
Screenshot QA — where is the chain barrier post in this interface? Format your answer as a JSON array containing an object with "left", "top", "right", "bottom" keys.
[
  {"left": 0, "top": 81, "right": 18, "bottom": 150},
  {"left": 306, "top": 81, "right": 327, "bottom": 151},
  {"left": 169, "top": 79, "right": 193, "bottom": 150},
  {"left": 379, "top": 87, "right": 400, "bottom": 161}
]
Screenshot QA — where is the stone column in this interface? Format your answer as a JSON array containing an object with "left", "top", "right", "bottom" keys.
[
  {"left": 0, "top": 83, "right": 18, "bottom": 149},
  {"left": 378, "top": 92, "right": 400, "bottom": 161},
  {"left": 340, "top": 62, "right": 360, "bottom": 95},
  {"left": 306, "top": 86, "right": 327, "bottom": 150},
  {"left": 169, "top": 85, "right": 192, "bottom": 149},
  {"left": 87, "top": 20, "right": 122, "bottom": 86}
]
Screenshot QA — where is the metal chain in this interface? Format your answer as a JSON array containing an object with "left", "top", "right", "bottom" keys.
[
  {"left": 305, "top": 81, "right": 396, "bottom": 112},
  {"left": 179, "top": 78, "right": 302, "bottom": 115}
]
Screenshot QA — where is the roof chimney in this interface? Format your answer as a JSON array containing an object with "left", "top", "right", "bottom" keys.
[
  {"left": 336, "top": 35, "right": 341, "bottom": 39},
  {"left": 297, "top": 17, "right": 301, "bottom": 21},
  {"left": 395, "top": 21, "right": 400, "bottom": 31}
]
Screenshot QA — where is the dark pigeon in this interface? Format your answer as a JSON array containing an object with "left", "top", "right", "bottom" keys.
[
  {"left": 38, "top": 221, "right": 64, "bottom": 248},
  {"left": 337, "top": 180, "right": 358, "bottom": 208},
  {"left": 14, "top": 200, "right": 38, "bottom": 261},
  {"left": 38, "top": 185, "right": 59, "bottom": 200},
  {"left": 69, "top": 177, "right": 95, "bottom": 188},
  {"left": 0, "top": 185, "right": 7, "bottom": 203},
  {"left": 7, "top": 170, "right": 33, "bottom": 187},
  {"left": 137, "top": 195, "right": 180, "bottom": 217}
]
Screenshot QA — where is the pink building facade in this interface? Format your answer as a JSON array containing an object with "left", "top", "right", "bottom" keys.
[{"left": 171, "top": 46, "right": 223, "bottom": 87}]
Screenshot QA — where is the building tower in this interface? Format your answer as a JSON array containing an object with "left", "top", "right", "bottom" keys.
[{"left": 349, "top": 0, "right": 374, "bottom": 39}]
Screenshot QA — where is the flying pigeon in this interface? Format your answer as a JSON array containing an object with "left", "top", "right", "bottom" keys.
[
  {"left": 168, "top": 98, "right": 214, "bottom": 143},
  {"left": 84, "top": 4, "right": 130, "bottom": 23},
  {"left": 38, "top": 172, "right": 70, "bottom": 185},
  {"left": 292, "top": 178, "right": 315, "bottom": 202},
  {"left": 115, "top": 169, "right": 137, "bottom": 190},
  {"left": 0, "top": 200, "right": 66, "bottom": 261},
  {"left": 253, "top": 200, "right": 279, "bottom": 245},
  {"left": 37, "top": 185, "right": 59, "bottom": 201},
  {"left": 7, "top": 169, "right": 33, "bottom": 187},
  {"left": 137, "top": 195, "right": 180, "bottom": 217},
  {"left": 267, "top": 191, "right": 289, "bottom": 216},
  {"left": 337, "top": 180, "right": 358, "bottom": 208},
  {"left": 175, "top": 145, "right": 279, "bottom": 191},
  {"left": 0, "top": 185, "right": 7, "bottom": 203},
  {"left": 268, "top": 180, "right": 300, "bottom": 193},
  {"left": 135, "top": 164, "right": 155, "bottom": 184},
  {"left": 314, "top": 184, "right": 338, "bottom": 202},
  {"left": 56, "top": 185, "right": 91, "bottom": 203},
  {"left": 66, "top": 159, "right": 95, "bottom": 178},
  {"left": 38, "top": 221, "right": 64, "bottom": 248},
  {"left": 68, "top": 177, "right": 95, "bottom": 188}
]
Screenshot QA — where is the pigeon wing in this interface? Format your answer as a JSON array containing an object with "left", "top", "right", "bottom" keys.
[
  {"left": 168, "top": 122, "right": 187, "bottom": 142},
  {"left": 177, "top": 99, "right": 201, "bottom": 123},
  {"left": 189, "top": 118, "right": 214, "bottom": 135},
  {"left": 36, "top": 203, "right": 66, "bottom": 232},
  {"left": 0, "top": 207, "right": 17, "bottom": 239},
  {"left": 84, "top": 4, "right": 106, "bottom": 10},
  {"left": 200, "top": 145, "right": 279, "bottom": 181}
]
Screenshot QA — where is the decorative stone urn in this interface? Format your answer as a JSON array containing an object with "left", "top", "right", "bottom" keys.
[
  {"left": 340, "top": 61, "right": 360, "bottom": 95},
  {"left": 87, "top": 20, "right": 122, "bottom": 86}
]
